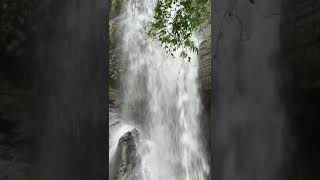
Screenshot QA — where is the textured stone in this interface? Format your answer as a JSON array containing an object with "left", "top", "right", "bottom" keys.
[
  {"left": 198, "top": 20, "right": 212, "bottom": 93},
  {"left": 199, "top": 39, "right": 212, "bottom": 92},
  {"left": 112, "top": 129, "right": 141, "bottom": 180}
]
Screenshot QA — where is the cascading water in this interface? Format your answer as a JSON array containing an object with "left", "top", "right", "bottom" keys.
[{"left": 109, "top": 0, "right": 209, "bottom": 179}]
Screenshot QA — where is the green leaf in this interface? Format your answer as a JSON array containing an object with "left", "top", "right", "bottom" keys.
[{"left": 146, "top": 0, "right": 210, "bottom": 61}]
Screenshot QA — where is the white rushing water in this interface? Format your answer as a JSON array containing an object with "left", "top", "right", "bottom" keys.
[{"left": 109, "top": 0, "right": 209, "bottom": 180}]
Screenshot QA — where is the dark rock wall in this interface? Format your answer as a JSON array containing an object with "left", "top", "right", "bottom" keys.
[
  {"left": 25, "top": 1, "right": 108, "bottom": 180},
  {"left": 0, "top": 1, "right": 109, "bottom": 179},
  {"left": 211, "top": 0, "right": 284, "bottom": 180},
  {"left": 198, "top": 0, "right": 320, "bottom": 179},
  {"left": 0, "top": 1, "right": 48, "bottom": 178},
  {"left": 282, "top": 0, "right": 320, "bottom": 179},
  {"left": 198, "top": 20, "right": 213, "bottom": 154}
]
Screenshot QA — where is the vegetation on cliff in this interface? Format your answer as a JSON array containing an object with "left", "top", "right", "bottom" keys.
[{"left": 147, "top": 0, "right": 210, "bottom": 60}]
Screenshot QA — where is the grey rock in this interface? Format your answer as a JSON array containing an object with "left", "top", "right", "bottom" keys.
[
  {"left": 198, "top": 37, "right": 212, "bottom": 91},
  {"left": 111, "top": 129, "right": 141, "bottom": 180}
]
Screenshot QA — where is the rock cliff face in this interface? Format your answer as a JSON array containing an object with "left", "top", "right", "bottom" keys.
[
  {"left": 110, "top": 0, "right": 127, "bottom": 19},
  {"left": 206, "top": 0, "right": 320, "bottom": 179},
  {"left": 30, "top": 1, "right": 108, "bottom": 180},
  {"left": 2, "top": 0, "right": 108, "bottom": 180},
  {"left": 109, "top": 0, "right": 127, "bottom": 89},
  {"left": 211, "top": 1, "right": 284, "bottom": 180},
  {"left": 281, "top": 0, "right": 320, "bottom": 179},
  {"left": 197, "top": 20, "right": 213, "bottom": 167},
  {"left": 198, "top": 22, "right": 212, "bottom": 96}
]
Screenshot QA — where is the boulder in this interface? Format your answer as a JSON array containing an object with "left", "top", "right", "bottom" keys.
[{"left": 111, "top": 129, "right": 141, "bottom": 180}]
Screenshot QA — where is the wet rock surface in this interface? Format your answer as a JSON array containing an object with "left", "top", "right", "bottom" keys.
[{"left": 111, "top": 129, "right": 141, "bottom": 180}]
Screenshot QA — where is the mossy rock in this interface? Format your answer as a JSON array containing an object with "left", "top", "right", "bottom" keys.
[
  {"left": 109, "top": 87, "right": 120, "bottom": 105},
  {"left": 110, "top": 0, "right": 128, "bottom": 18}
]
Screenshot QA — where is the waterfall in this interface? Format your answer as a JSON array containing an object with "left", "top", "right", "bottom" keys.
[{"left": 109, "top": 0, "right": 209, "bottom": 179}]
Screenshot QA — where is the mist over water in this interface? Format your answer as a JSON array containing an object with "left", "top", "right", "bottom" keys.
[{"left": 109, "top": 0, "right": 209, "bottom": 179}]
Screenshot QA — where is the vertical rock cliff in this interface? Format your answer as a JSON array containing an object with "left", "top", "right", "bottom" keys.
[
  {"left": 29, "top": 1, "right": 108, "bottom": 180},
  {"left": 281, "top": 0, "right": 320, "bottom": 179},
  {"left": 211, "top": 0, "right": 284, "bottom": 180}
]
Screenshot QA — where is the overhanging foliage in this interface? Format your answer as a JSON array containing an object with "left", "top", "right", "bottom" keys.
[{"left": 147, "top": 0, "right": 210, "bottom": 61}]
